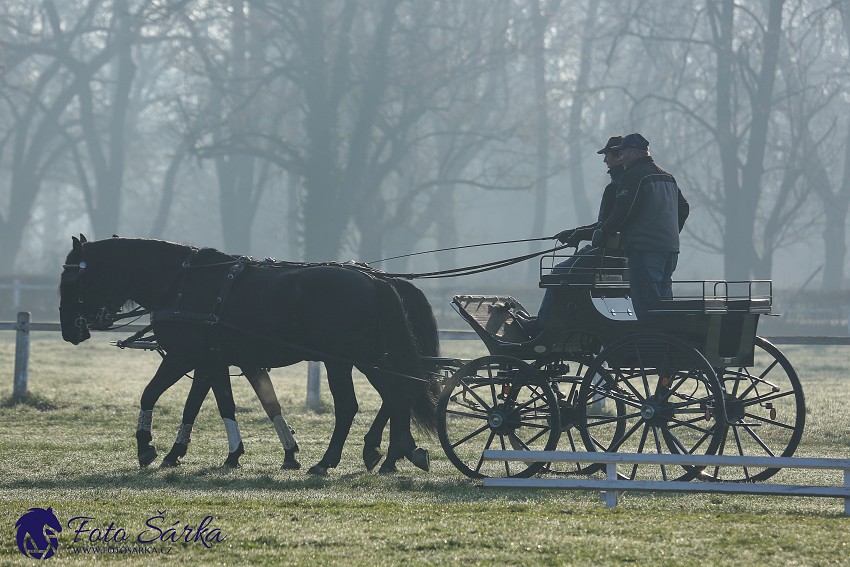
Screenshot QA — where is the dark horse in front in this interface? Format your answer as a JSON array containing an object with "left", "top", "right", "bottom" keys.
[{"left": 59, "top": 236, "right": 440, "bottom": 475}]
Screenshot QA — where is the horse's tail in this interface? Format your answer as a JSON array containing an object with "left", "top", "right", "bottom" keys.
[
  {"left": 389, "top": 278, "right": 440, "bottom": 358},
  {"left": 373, "top": 277, "right": 439, "bottom": 435}
]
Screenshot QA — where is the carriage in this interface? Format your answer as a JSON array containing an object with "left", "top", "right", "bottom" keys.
[{"left": 428, "top": 239, "right": 805, "bottom": 483}]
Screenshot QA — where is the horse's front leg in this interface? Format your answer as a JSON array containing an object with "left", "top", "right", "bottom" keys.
[
  {"left": 137, "top": 354, "right": 193, "bottom": 467},
  {"left": 308, "top": 362, "right": 358, "bottom": 477},
  {"left": 242, "top": 367, "right": 300, "bottom": 470}
]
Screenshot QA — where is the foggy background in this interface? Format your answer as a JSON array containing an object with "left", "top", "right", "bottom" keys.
[{"left": 1, "top": 0, "right": 848, "bottom": 332}]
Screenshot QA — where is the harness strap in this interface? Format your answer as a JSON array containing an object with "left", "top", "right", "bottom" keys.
[
  {"left": 210, "top": 261, "right": 246, "bottom": 322},
  {"left": 173, "top": 249, "right": 200, "bottom": 316}
]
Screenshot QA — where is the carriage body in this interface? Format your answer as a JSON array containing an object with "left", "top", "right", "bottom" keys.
[
  {"left": 438, "top": 250, "right": 804, "bottom": 482},
  {"left": 453, "top": 253, "right": 773, "bottom": 368}
]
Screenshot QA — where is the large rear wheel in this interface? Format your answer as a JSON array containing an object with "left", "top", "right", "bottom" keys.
[
  {"left": 577, "top": 333, "right": 727, "bottom": 481},
  {"left": 438, "top": 355, "right": 560, "bottom": 479}
]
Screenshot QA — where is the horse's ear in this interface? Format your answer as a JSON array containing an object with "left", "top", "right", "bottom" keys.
[
  {"left": 79, "top": 233, "right": 88, "bottom": 243},
  {"left": 72, "top": 236, "right": 81, "bottom": 249}
]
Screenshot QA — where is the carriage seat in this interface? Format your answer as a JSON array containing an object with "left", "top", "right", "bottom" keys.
[
  {"left": 539, "top": 252, "right": 629, "bottom": 287},
  {"left": 452, "top": 295, "right": 535, "bottom": 345}
]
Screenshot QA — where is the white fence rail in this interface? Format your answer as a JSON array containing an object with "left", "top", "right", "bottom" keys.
[{"left": 482, "top": 450, "right": 850, "bottom": 516}]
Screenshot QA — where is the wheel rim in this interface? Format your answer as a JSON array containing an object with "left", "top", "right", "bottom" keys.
[
  {"left": 438, "top": 355, "right": 561, "bottom": 479},
  {"left": 578, "top": 333, "right": 727, "bottom": 481},
  {"left": 706, "top": 336, "right": 805, "bottom": 482}
]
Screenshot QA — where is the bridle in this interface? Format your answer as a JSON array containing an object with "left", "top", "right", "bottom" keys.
[{"left": 60, "top": 258, "right": 147, "bottom": 332}]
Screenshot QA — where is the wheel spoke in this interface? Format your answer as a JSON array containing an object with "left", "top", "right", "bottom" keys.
[
  {"left": 450, "top": 423, "right": 490, "bottom": 450},
  {"left": 585, "top": 410, "right": 642, "bottom": 428},
  {"left": 740, "top": 389, "right": 795, "bottom": 407},
  {"left": 608, "top": 418, "right": 646, "bottom": 453},
  {"left": 473, "top": 430, "right": 497, "bottom": 474},
  {"left": 651, "top": 426, "right": 670, "bottom": 481},
  {"left": 732, "top": 421, "right": 777, "bottom": 456},
  {"left": 740, "top": 411, "right": 796, "bottom": 430},
  {"left": 445, "top": 407, "right": 488, "bottom": 420},
  {"left": 667, "top": 415, "right": 715, "bottom": 436},
  {"left": 458, "top": 381, "right": 492, "bottom": 411}
]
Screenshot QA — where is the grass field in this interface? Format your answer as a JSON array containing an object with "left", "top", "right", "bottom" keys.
[{"left": 0, "top": 332, "right": 848, "bottom": 566}]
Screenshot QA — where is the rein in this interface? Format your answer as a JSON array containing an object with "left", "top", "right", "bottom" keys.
[{"left": 377, "top": 242, "right": 573, "bottom": 280}]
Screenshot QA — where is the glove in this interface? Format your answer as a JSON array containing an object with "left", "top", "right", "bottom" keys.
[
  {"left": 565, "top": 231, "right": 583, "bottom": 247},
  {"left": 591, "top": 229, "right": 606, "bottom": 248},
  {"left": 554, "top": 229, "right": 574, "bottom": 244}
]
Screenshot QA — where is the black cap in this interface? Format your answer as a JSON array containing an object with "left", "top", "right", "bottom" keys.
[
  {"left": 614, "top": 133, "right": 649, "bottom": 152},
  {"left": 596, "top": 136, "right": 624, "bottom": 154}
]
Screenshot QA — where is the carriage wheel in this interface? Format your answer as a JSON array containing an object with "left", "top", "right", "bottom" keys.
[
  {"left": 577, "top": 332, "right": 727, "bottom": 481},
  {"left": 438, "top": 355, "right": 561, "bottom": 479},
  {"left": 704, "top": 336, "right": 805, "bottom": 482},
  {"left": 535, "top": 357, "right": 625, "bottom": 475}
]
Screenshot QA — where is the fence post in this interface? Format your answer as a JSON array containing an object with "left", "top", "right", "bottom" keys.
[
  {"left": 306, "top": 361, "right": 322, "bottom": 410},
  {"left": 604, "top": 462, "right": 618, "bottom": 509},
  {"left": 13, "top": 311, "right": 30, "bottom": 398}
]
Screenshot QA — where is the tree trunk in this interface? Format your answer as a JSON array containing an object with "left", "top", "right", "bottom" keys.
[
  {"left": 566, "top": 0, "right": 596, "bottom": 225},
  {"left": 716, "top": 0, "right": 784, "bottom": 278},
  {"left": 528, "top": 0, "right": 551, "bottom": 279}
]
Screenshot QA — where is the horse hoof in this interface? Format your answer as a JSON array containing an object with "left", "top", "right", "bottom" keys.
[
  {"left": 159, "top": 458, "right": 180, "bottom": 468},
  {"left": 363, "top": 447, "right": 383, "bottom": 471},
  {"left": 308, "top": 464, "right": 328, "bottom": 477},
  {"left": 378, "top": 461, "right": 398, "bottom": 474},
  {"left": 223, "top": 442, "right": 244, "bottom": 468},
  {"left": 138, "top": 446, "right": 157, "bottom": 468},
  {"left": 281, "top": 459, "right": 301, "bottom": 470},
  {"left": 407, "top": 448, "right": 430, "bottom": 472}
]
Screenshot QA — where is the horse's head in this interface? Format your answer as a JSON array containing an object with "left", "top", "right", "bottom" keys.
[{"left": 59, "top": 235, "right": 127, "bottom": 344}]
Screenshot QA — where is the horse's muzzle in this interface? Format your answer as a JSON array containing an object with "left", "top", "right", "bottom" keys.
[{"left": 62, "top": 319, "right": 91, "bottom": 345}]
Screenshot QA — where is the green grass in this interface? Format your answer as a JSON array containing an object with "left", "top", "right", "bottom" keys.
[{"left": 0, "top": 334, "right": 848, "bottom": 566}]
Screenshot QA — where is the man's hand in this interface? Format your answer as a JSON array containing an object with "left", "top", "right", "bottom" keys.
[{"left": 553, "top": 229, "right": 574, "bottom": 244}]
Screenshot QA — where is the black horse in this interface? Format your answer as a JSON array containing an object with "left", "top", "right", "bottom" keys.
[{"left": 59, "top": 236, "right": 441, "bottom": 475}]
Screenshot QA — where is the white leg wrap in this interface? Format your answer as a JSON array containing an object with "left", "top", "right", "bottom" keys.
[
  {"left": 223, "top": 418, "right": 242, "bottom": 453},
  {"left": 272, "top": 414, "right": 297, "bottom": 450}
]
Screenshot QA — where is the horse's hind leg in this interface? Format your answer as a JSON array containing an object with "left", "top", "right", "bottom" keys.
[
  {"left": 242, "top": 367, "right": 300, "bottom": 470},
  {"left": 363, "top": 406, "right": 389, "bottom": 471},
  {"left": 308, "top": 362, "right": 358, "bottom": 477},
  {"left": 380, "top": 405, "right": 429, "bottom": 474},
  {"left": 160, "top": 371, "right": 212, "bottom": 468},
  {"left": 137, "top": 354, "right": 193, "bottom": 467}
]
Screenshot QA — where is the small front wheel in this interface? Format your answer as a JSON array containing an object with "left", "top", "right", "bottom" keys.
[{"left": 438, "top": 355, "right": 561, "bottom": 479}]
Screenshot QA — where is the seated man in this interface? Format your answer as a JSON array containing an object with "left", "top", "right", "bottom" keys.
[{"left": 513, "top": 136, "right": 625, "bottom": 335}]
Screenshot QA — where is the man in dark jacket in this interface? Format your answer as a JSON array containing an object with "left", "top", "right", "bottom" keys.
[{"left": 593, "top": 132, "right": 689, "bottom": 318}]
